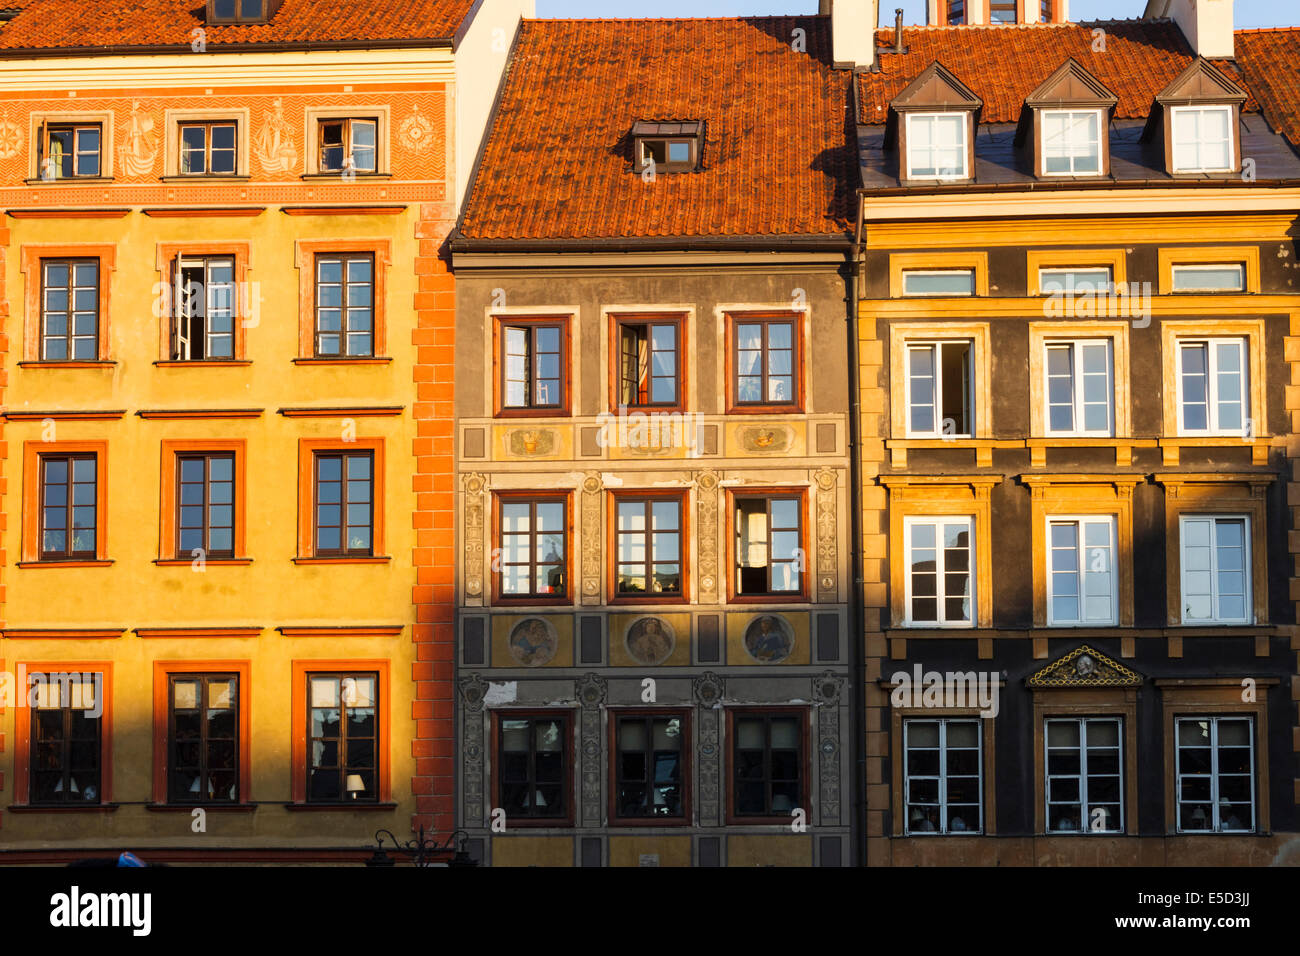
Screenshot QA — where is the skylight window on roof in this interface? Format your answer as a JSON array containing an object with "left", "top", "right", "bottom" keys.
[{"left": 208, "top": 0, "right": 280, "bottom": 24}]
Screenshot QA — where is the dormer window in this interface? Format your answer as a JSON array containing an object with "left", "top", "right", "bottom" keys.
[
  {"left": 989, "top": 0, "right": 1017, "bottom": 22},
  {"left": 1171, "top": 106, "right": 1233, "bottom": 173},
  {"left": 889, "top": 62, "right": 982, "bottom": 185},
  {"left": 906, "top": 113, "right": 967, "bottom": 180},
  {"left": 632, "top": 121, "right": 702, "bottom": 174},
  {"left": 946, "top": 1, "right": 965, "bottom": 24},
  {"left": 1149, "top": 58, "right": 1246, "bottom": 177},
  {"left": 207, "top": 0, "right": 280, "bottom": 24},
  {"left": 1019, "top": 59, "right": 1117, "bottom": 179}
]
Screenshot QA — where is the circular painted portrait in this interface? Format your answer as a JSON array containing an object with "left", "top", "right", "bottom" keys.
[
  {"left": 625, "top": 616, "right": 676, "bottom": 666},
  {"left": 508, "top": 617, "right": 557, "bottom": 667},
  {"left": 744, "top": 615, "right": 794, "bottom": 664}
]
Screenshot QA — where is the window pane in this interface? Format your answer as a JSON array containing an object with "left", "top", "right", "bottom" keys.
[{"left": 901, "top": 271, "right": 975, "bottom": 296}]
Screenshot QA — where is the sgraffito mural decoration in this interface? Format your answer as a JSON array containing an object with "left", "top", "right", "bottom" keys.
[
  {"left": 693, "top": 672, "right": 725, "bottom": 826},
  {"left": 255, "top": 97, "right": 298, "bottom": 174},
  {"left": 813, "top": 671, "right": 844, "bottom": 824},
  {"left": 0, "top": 110, "right": 22, "bottom": 159},
  {"left": 458, "top": 674, "right": 489, "bottom": 828},
  {"left": 462, "top": 473, "right": 487, "bottom": 601},
  {"left": 508, "top": 617, "right": 557, "bottom": 667},
  {"left": 695, "top": 470, "right": 720, "bottom": 603},
  {"left": 117, "top": 101, "right": 158, "bottom": 176},
  {"left": 814, "top": 467, "right": 838, "bottom": 597},
  {"left": 581, "top": 471, "right": 603, "bottom": 603},
  {"left": 575, "top": 673, "right": 607, "bottom": 827},
  {"left": 400, "top": 104, "right": 436, "bottom": 153}
]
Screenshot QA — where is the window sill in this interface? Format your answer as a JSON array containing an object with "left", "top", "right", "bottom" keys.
[
  {"left": 153, "top": 558, "right": 253, "bottom": 567},
  {"left": 1026, "top": 437, "right": 1158, "bottom": 467},
  {"left": 7, "top": 803, "right": 120, "bottom": 813},
  {"left": 608, "top": 817, "right": 692, "bottom": 828},
  {"left": 608, "top": 595, "right": 689, "bottom": 606},
  {"left": 495, "top": 408, "right": 572, "bottom": 419},
  {"left": 728, "top": 593, "right": 810, "bottom": 605},
  {"left": 17, "top": 560, "right": 113, "bottom": 569},
  {"left": 17, "top": 360, "right": 116, "bottom": 368},
  {"left": 300, "top": 172, "right": 393, "bottom": 181},
  {"left": 493, "top": 595, "right": 574, "bottom": 607},
  {"left": 291, "top": 356, "right": 393, "bottom": 365},
  {"left": 725, "top": 403, "right": 805, "bottom": 416},
  {"left": 293, "top": 556, "right": 392, "bottom": 565},
  {"left": 145, "top": 803, "right": 257, "bottom": 812},
  {"left": 22, "top": 177, "right": 115, "bottom": 186},
  {"left": 886, "top": 437, "right": 1020, "bottom": 468},
  {"left": 283, "top": 801, "right": 398, "bottom": 811},
  {"left": 159, "top": 175, "right": 252, "bottom": 183},
  {"left": 1159, "top": 435, "right": 1274, "bottom": 466},
  {"left": 153, "top": 360, "right": 252, "bottom": 367}
]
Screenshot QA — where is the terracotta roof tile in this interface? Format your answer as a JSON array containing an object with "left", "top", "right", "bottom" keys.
[
  {"left": 0, "top": 0, "right": 476, "bottom": 50},
  {"left": 1235, "top": 27, "right": 1300, "bottom": 150},
  {"left": 859, "top": 20, "right": 1256, "bottom": 125},
  {"left": 458, "top": 17, "right": 855, "bottom": 242}
]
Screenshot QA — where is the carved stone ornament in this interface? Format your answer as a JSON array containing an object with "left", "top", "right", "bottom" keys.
[
  {"left": 462, "top": 473, "right": 487, "bottom": 599},
  {"left": 1027, "top": 645, "right": 1143, "bottom": 688},
  {"left": 581, "top": 472, "right": 603, "bottom": 601}
]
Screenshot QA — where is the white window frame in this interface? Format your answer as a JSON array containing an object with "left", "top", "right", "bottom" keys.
[
  {"left": 1170, "top": 105, "right": 1234, "bottom": 174},
  {"left": 900, "top": 270, "right": 976, "bottom": 298},
  {"left": 1046, "top": 515, "right": 1118, "bottom": 626},
  {"left": 904, "top": 339, "right": 974, "bottom": 439},
  {"left": 1175, "top": 336, "right": 1248, "bottom": 436},
  {"left": 905, "top": 112, "right": 968, "bottom": 181},
  {"left": 1040, "top": 108, "right": 1103, "bottom": 177},
  {"left": 903, "top": 515, "right": 975, "bottom": 627},
  {"left": 1042, "top": 339, "right": 1113, "bottom": 437},
  {"left": 1178, "top": 515, "right": 1252, "bottom": 625},
  {"left": 1170, "top": 263, "right": 1245, "bottom": 293},
  {"left": 1044, "top": 717, "right": 1124, "bottom": 834},
  {"left": 903, "top": 718, "right": 983, "bottom": 835},
  {"left": 1175, "top": 716, "right": 1255, "bottom": 834}
]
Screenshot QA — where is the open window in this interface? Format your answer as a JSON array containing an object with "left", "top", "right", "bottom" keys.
[
  {"left": 731, "top": 492, "right": 805, "bottom": 600},
  {"left": 631, "top": 121, "right": 702, "bottom": 174},
  {"left": 318, "top": 118, "right": 378, "bottom": 174},
  {"left": 37, "top": 123, "right": 101, "bottom": 180},
  {"left": 171, "top": 255, "right": 236, "bottom": 361}
]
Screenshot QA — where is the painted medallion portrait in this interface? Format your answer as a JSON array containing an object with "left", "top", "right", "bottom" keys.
[
  {"left": 508, "top": 617, "right": 557, "bottom": 667},
  {"left": 743, "top": 615, "right": 793, "bottom": 664},
  {"left": 625, "top": 616, "right": 675, "bottom": 666}
]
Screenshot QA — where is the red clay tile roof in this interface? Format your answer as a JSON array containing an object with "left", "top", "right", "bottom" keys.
[
  {"left": 1235, "top": 28, "right": 1300, "bottom": 150},
  {"left": 859, "top": 21, "right": 1256, "bottom": 125},
  {"left": 458, "top": 17, "right": 855, "bottom": 243},
  {"left": 0, "top": 0, "right": 477, "bottom": 51}
]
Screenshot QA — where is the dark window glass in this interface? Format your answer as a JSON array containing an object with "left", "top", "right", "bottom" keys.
[
  {"left": 948, "top": 0, "right": 965, "bottom": 24},
  {"left": 498, "top": 716, "right": 568, "bottom": 818},
  {"left": 308, "top": 673, "right": 378, "bottom": 803},
  {"left": 29, "top": 674, "right": 102, "bottom": 805},
  {"left": 734, "top": 496, "right": 802, "bottom": 596},
  {"left": 734, "top": 318, "right": 796, "bottom": 405},
  {"left": 501, "top": 322, "right": 565, "bottom": 409},
  {"left": 1176, "top": 716, "right": 1255, "bottom": 833},
  {"left": 903, "top": 719, "right": 982, "bottom": 834},
  {"left": 39, "top": 454, "right": 96, "bottom": 560},
  {"left": 615, "top": 714, "right": 684, "bottom": 819},
  {"left": 1045, "top": 718, "right": 1123, "bottom": 833},
  {"left": 615, "top": 497, "right": 682, "bottom": 597},
  {"left": 179, "top": 122, "right": 237, "bottom": 175},
  {"left": 41, "top": 124, "right": 101, "bottom": 179},
  {"left": 176, "top": 453, "right": 235, "bottom": 559},
  {"left": 314, "top": 451, "right": 374, "bottom": 556},
  {"left": 168, "top": 674, "right": 239, "bottom": 804},
  {"left": 41, "top": 259, "right": 98, "bottom": 361},
  {"left": 733, "top": 713, "right": 802, "bottom": 817},
  {"left": 499, "top": 497, "right": 567, "bottom": 599},
  {"left": 989, "top": 0, "right": 1017, "bottom": 21},
  {"left": 315, "top": 254, "right": 374, "bottom": 356},
  {"left": 172, "top": 256, "right": 236, "bottom": 360},
  {"left": 617, "top": 319, "right": 679, "bottom": 407}
]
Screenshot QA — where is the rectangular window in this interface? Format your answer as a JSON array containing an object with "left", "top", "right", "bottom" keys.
[
  {"left": 314, "top": 451, "right": 374, "bottom": 557},
  {"left": 500, "top": 320, "right": 566, "bottom": 411},
  {"left": 40, "top": 259, "right": 99, "bottom": 361},
  {"left": 39, "top": 124, "right": 101, "bottom": 179},
  {"left": 307, "top": 673, "right": 378, "bottom": 803},
  {"left": 1172, "top": 106, "right": 1233, "bottom": 173},
  {"left": 906, "top": 340, "right": 972, "bottom": 438},
  {"left": 615, "top": 496, "right": 683, "bottom": 598},
  {"left": 613, "top": 713, "right": 685, "bottom": 821},
  {"left": 1044, "top": 340, "right": 1112, "bottom": 435},
  {"left": 167, "top": 674, "right": 239, "bottom": 804},
  {"left": 947, "top": 0, "right": 965, "bottom": 25},
  {"left": 906, "top": 113, "right": 967, "bottom": 180},
  {"left": 1045, "top": 718, "right": 1123, "bottom": 833},
  {"left": 1041, "top": 109, "right": 1102, "bottom": 175},
  {"left": 318, "top": 118, "right": 377, "bottom": 174},
  {"left": 498, "top": 496, "right": 568, "bottom": 600},
  {"left": 989, "top": 0, "right": 1017, "bottom": 21},
  {"left": 498, "top": 715, "right": 569, "bottom": 819},
  {"left": 903, "top": 719, "right": 981, "bottom": 834},
  {"left": 616, "top": 317, "right": 680, "bottom": 407},
  {"left": 171, "top": 255, "right": 236, "bottom": 361},
  {"left": 1179, "top": 516, "right": 1251, "bottom": 624},
  {"left": 733, "top": 494, "right": 803, "bottom": 597},
  {"left": 175, "top": 453, "right": 235, "bottom": 560},
  {"left": 1047, "top": 517, "right": 1117, "bottom": 626},
  {"left": 39, "top": 454, "right": 97, "bottom": 561},
  {"left": 314, "top": 254, "right": 374, "bottom": 357},
  {"left": 901, "top": 270, "right": 975, "bottom": 297},
  {"left": 178, "top": 121, "right": 237, "bottom": 175},
  {"left": 209, "top": 0, "right": 271, "bottom": 22},
  {"left": 1040, "top": 0, "right": 1052, "bottom": 18},
  {"left": 29, "top": 674, "right": 102, "bottom": 805},
  {"left": 1176, "top": 716, "right": 1254, "bottom": 832},
  {"left": 733, "top": 316, "right": 798, "bottom": 407},
  {"left": 1177, "top": 337, "right": 1247, "bottom": 435},
  {"left": 732, "top": 712, "right": 803, "bottom": 819},
  {"left": 904, "top": 516, "right": 973, "bottom": 626},
  {"left": 1171, "top": 264, "right": 1245, "bottom": 293},
  {"left": 1039, "top": 267, "right": 1112, "bottom": 295}
]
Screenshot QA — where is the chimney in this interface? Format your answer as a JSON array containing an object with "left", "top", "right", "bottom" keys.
[
  {"left": 825, "top": 0, "right": 880, "bottom": 71},
  {"left": 1145, "top": 0, "right": 1235, "bottom": 59}
]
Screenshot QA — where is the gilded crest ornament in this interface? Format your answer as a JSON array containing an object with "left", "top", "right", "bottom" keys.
[{"left": 1027, "top": 645, "right": 1142, "bottom": 688}]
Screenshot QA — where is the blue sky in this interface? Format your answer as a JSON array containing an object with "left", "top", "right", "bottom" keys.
[{"left": 535, "top": 0, "right": 1297, "bottom": 28}]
